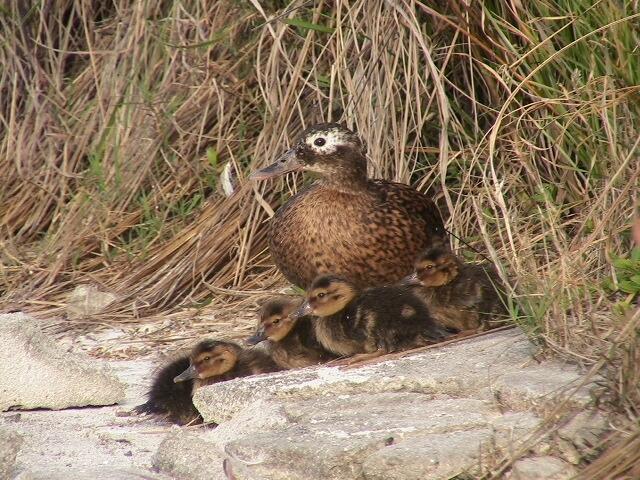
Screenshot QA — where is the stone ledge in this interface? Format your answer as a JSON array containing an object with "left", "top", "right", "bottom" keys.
[
  {"left": 193, "top": 329, "right": 590, "bottom": 424},
  {"left": 154, "top": 329, "right": 600, "bottom": 480},
  {"left": 0, "top": 313, "right": 125, "bottom": 411}
]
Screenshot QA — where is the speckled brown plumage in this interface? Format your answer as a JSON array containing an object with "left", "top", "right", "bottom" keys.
[
  {"left": 411, "top": 246, "right": 510, "bottom": 332},
  {"left": 294, "top": 274, "right": 449, "bottom": 359},
  {"left": 246, "top": 296, "right": 338, "bottom": 369},
  {"left": 252, "top": 123, "right": 447, "bottom": 289}
]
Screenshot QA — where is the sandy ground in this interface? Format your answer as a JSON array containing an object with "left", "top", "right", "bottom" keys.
[
  {"left": 3, "top": 356, "right": 178, "bottom": 479},
  {"left": 0, "top": 299, "right": 275, "bottom": 479}
]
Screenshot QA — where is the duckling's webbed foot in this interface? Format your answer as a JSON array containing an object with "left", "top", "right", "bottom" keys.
[
  {"left": 334, "top": 349, "right": 386, "bottom": 367},
  {"left": 130, "top": 403, "right": 151, "bottom": 416},
  {"left": 325, "top": 355, "right": 353, "bottom": 366},
  {"left": 127, "top": 402, "right": 158, "bottom": 418}
]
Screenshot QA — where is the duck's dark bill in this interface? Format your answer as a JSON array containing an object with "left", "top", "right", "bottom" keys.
[
  {"left": 173, "top": 365, "right": 197, "bottom": 383},
  {"left": 250, "top": 148, "right": 302, "bottom": 180},
  {"left": 245, "top": 330, "right": 266, "bottom": 345}
]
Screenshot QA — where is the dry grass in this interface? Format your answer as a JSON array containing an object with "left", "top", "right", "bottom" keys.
[
  {"left": 579, "top": 427, "right": 640, "bottom": 480},
  {"left": 0, "top": 0, "right": 639, "bottom": 475}
]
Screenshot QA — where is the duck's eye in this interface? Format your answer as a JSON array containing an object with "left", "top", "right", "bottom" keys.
[
  {"left": 203, "top": 356, "right": 211, "bottom": 362},
  {"left": 317, "top": 292, "right": 326, "bottom": 299},
  {"left": 272, "top": 318, "right": 280, "bottom": 325},
  {"left": 314, "top": 137, "right": 326, "bottom": 147}
]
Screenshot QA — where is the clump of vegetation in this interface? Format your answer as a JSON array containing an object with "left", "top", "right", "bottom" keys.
[
  {"left": 604, "top": 247, "right": 640, "bottom": 313},
  {"left": 0, "top": 1, "right": 638, "bottom": 476}
]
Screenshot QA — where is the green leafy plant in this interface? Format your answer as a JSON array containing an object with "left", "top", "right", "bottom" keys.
[{"left": 603, "top": 247, "right": 640, "bottom": 310}]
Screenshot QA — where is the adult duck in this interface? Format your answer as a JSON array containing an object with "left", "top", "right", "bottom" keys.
[{"left": 251, "top": 123, "right": 446, "bottom": 289}]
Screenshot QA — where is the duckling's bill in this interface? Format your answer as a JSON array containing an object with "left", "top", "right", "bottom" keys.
[
  {"left": 401, "top": 272, "right": 420, "bottom": 285},
  {"left": 173, "top": 364, "right": 198, "bottom": 383},
  {"left": 292, "top": 301, "right": 313, "bottom": 319},
  {"left": 250, "top": 148, "right": 302, "bottom": 180},
  {"left": 245, "top": 328, "right": 266, "bottom": 345}
]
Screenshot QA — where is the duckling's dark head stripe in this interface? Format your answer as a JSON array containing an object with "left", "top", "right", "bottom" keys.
[
  {"left": 192, "top": 339, "right": 241, "bottom": 356},
  {"left": 260, "top": 301, "right": 286, "bottom": 318},
  {"left": 311, "top": 274, "right": 352, "bottom": 290},
  {"left": 419, "top": 247, "right": 451, "bottom": 263},
  {"left": 260, "top": 297, "right": 300, "bottom": 319}
]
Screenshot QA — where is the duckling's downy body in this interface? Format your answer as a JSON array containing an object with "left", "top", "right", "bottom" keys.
[
  {"left": 252, "top": 123, "right": 446, "bottom": 289},
  {"left": 410, "top": 246, "right": 509, "bottom": 332},
  {"left": 295, "top": 275, "right": 448, "bottom": 361},
  {"left": 133, "top": 355, "right": 200, "bottom": 425},
  {"left": 134, "top": 340, "right": 280, "bottom": 425},
  {"left": 245, "top": 296, "right": 337, "bottom": 369}
]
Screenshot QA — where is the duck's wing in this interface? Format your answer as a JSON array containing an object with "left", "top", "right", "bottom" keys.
[{"left": 370, "top": 179, "right": 446, "bottom": 238}]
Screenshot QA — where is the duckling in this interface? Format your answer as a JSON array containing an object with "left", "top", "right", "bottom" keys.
[
  {"left": 293, "top": 274, "right": 449, "bottom": 363},
  {"left": 251, "top": 123, "right": 447, "bottom": 289},
  {"left": 134, "top": 340, "right": 280, "bottom": 425},
  {"left": 172, "top": 339, "right": 281, "bottom": 386},
  {"left": 245, "top": 296, "right": 338, "bottom": 369},
  {"left": 132, "top": 355, "right": 200, "bottom": 425},
  {"left": 408, "top": 245, "right": 510, "bottom": 332}
]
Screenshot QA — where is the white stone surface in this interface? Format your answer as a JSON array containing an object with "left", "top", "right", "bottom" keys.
[
  {"left": 153, "top": 329, "right": 599, "bottom": 480},
  {"left": 153, "top": 431, "right": 228, "bottom": 480},
  {"left": 0, "top": 313, "right": 125, "bottom": 411},
  {"left": 66, "top": 284, "right": 117, "bottom": 319},
  {"left": 0, "top": 427, "right": 22, "bottom": 479},
  {"left": 510, "top": 456, "right": 578, "bottom": 479},
  {"left": 193, "top": 330, "right": 588, "bottom": 424},
  {"left": 5, "top": 358, "right": 171, "bottom": 479}
]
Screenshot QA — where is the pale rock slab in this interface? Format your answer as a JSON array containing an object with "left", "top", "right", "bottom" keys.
[
  {"left": 0, "top": 313, "right": 125, "bottom": 411},
  {"left": 152, "top": 430, "right": 228, "bottom": 480},
  {"left": 194, "top": 329, "right": 590, "bottom": 424},
  {"left": 66, "top": 284, "right": 117, "bottom": 319},
  {"left": 167, "top": 394, "right": 542, "bottom": 480},
  {"left": 6, "top": 359, "right": 168, "bottom": 479},
  {"left": 157, "top": 329, "right": 599, "bottom": 480},
  {"left": 14, "top": 467, "right": 169, "bottom": 480},
  {"left": 492, "top": 366, "right": 591, "bottom": 411},
  {"left": 362, "top": 430, "right": 494, "bottom": 480},
  {"left": 0, "top": 427, "right": 22, "bottom": 479},
  {"left": 557, "top": 410, "right": 609, "bottom": 451},
  {"left": 223, "top": 395, "right": 543, "bottom": 480},
  {"left": 554, "top": 410, "right": 609, "bottom": 465},
  {"left": 509, "top": 456, "right": 578, "bottom": 479}
]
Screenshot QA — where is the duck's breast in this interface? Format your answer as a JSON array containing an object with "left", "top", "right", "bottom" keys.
[{"left": 269, "top": 182, "right": 443, "bottom": 288}]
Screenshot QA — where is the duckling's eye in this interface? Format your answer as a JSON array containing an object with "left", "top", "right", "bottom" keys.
[
  {"left": 203, "top": 356, "right": 211, "bottom": 362},
  {"left": 314, "top": 137, "right": 326, "bottom": 147},
  {"left": 317, "top": 292, "right": 326, "bottom": 299},
  {"left": 272, "top": 318, "right": 280, "bottom": 325}
]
